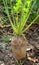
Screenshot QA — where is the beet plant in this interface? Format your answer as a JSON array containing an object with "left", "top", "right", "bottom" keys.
[{"left": 3, "top": 0, "right": 39, "bottom": 59}]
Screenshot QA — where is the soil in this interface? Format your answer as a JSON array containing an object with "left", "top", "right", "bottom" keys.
[{"left": 0, "top": 24, "right": 39, "bottom": 65}]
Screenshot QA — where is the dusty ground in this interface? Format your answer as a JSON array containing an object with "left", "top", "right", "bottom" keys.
[{"left": 0, "top": 24, "right": 39, "bottom": 65}]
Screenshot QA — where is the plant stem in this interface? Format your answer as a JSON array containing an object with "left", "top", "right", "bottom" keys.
[
  {"left": 3, "top": 0, "right": 14, "bottom": 31},
  {"left": 19, "top": 0, "right": 36, "bottom": 32},
  {"left": 23, "top": 15, "right": 39, "bottom": 33}
]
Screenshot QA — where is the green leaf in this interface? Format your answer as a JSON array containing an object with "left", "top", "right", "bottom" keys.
[
  {"left": 3, "top": 0, "right": 39, "bottom": 35},
  {"left": 0, "top": 36, "right": 11, "bottom": 42},
  {"left": 2, "top": 43, "right": 6, "bottom": 50}
]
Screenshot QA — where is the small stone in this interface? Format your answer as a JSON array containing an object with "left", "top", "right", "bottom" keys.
[
  {"left": 0, "top": 61, "right": 5, "bottom": 65},
  {"left": 1, "top": 63, "right": 5, "bottom": 65}
]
